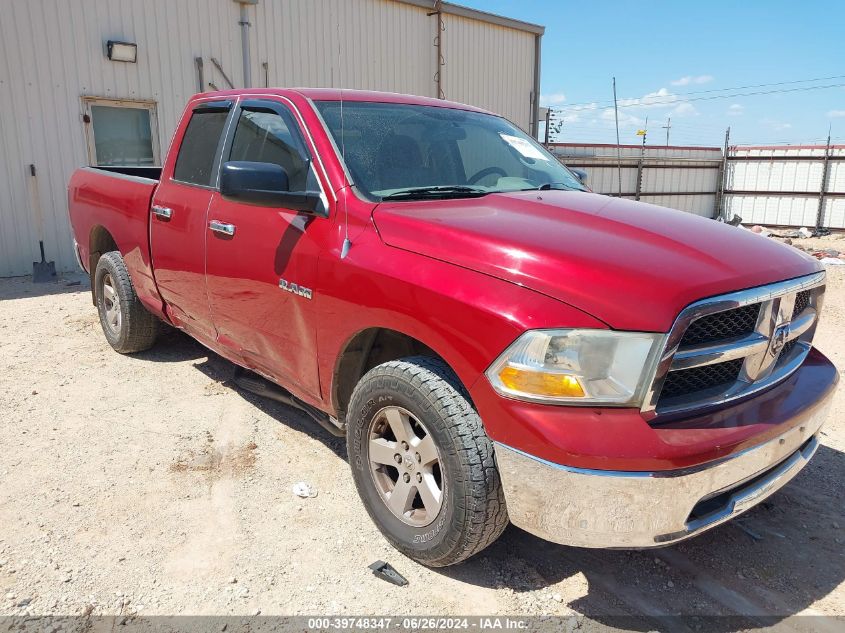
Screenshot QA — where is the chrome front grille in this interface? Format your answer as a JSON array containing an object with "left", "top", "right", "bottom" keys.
[
  {"left": 792, "top": 290, "right": 811, "bottom": 319},
  {"left": 679, "top": 304, "right": 760, "bottom": 346},
  {"left": 644, "top": 272, "right": 826, "bottom": 417},
  {"left": 659, "top": 358, "right": 744, "bottom": 401}
]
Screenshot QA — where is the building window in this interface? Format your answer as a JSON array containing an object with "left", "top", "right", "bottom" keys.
[{"left": 83, "top": 97, "right": 160, "bottom": 166}]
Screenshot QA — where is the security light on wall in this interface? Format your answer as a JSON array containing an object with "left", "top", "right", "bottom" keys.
[{"left": 107, "top": 40, "right": 137, "bottom": 63}]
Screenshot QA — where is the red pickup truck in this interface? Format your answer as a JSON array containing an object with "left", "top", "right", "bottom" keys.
[{"left": 68, "top": 88, "right": 837, "bottom": 567}]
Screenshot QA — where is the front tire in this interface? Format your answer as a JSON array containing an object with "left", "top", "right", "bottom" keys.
[
  {"left": 347, "top": 356, "right": 508, "bottom": 567},
  {"left": 94, "top": 251, "right": 158, "bottom": 353}
]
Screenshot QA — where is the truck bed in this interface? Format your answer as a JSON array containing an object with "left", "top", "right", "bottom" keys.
[
  {"left": 67, "top": 166, "right": 163, "bottom": 315},
  {"left": 95, "top": 165, "right": 162, "bottom": 181}
]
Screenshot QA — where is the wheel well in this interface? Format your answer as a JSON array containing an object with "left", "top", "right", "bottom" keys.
[
  {"left": 333, "top": 328, "right": 446, "bottom": 420},
  {"left": 88, "top": 226, "right": 118, "bottom": 304}
]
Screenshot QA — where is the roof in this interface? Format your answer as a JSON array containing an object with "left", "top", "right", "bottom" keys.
[
  {"left": 197, "top": 88, "right": 492, "bottom": 114},
  {"left": 293, "top": 88, "right": 490, "bottom": 113},
  {"left": 397, "top": 0, "right": 544, "bottom": 35}
]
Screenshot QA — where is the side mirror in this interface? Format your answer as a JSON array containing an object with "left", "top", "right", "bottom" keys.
[
  {"left": 220, "top": 161, "right": 323, "bottom": 213},
  {"left": 570, "top": 167, "right": 588, "bottom": 184}
]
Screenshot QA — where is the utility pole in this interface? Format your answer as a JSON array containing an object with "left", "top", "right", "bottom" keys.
[
  {"left": 542, "top": 107, "right": 551, "bottom": 146},
  {"left": 816, "top": 128, "right": 832, "bottom": 230},
  {"left": 612, "top": 77, "right": 622, "bottom": 197},
  {"left": 715, "top": 127, "right": 731, "bottom": 221},
  {"left": 634, "top": 117, "right": 648, "bottom": 201},
  {"left": 662, "top": 117, "right": 671, "bottom": 146}
]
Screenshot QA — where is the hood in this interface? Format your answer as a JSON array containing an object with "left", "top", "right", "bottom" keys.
[{"left": 372, "top": 191, "right": 822, "bottom": 332}]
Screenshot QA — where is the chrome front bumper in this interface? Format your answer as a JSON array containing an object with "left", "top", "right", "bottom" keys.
[{"left": 495, "top": 397, "right": 831, "bottom": 548}]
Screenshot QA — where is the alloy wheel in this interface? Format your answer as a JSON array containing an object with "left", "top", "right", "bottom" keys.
[{"left": 367, "top": 406, "right": 444, "bottom": 527}]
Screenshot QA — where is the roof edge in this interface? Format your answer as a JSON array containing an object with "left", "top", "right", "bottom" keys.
[
  {"left": 731, "top": 144, "right": 845, "bottom": 151},
  {"left": 550, "top": 142, "right": 723, "bottom": 151},
  {"left": 396, "top": 0, "right": 545, "bottom": 35}
]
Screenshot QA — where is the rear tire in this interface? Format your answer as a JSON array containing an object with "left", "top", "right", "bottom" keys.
[
  {"left": 347, "top": 356, "right": 508, "bottom": 567},
  {"left": 94, "top": 251, "right": 159, "bottom": 353}
]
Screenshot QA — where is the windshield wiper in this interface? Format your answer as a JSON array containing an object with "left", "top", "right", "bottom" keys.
[
  {"left": 380, "top": 186, "right": 489, "bottom": 201},
  {"left": 506, "top": 182, "right": 586, "bottom": 194},
  {"left": 535, "top": 182, "right": 585, "bottom": 192}
]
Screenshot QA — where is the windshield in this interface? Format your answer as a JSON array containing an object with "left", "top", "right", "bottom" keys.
[{"left": 314, "top": 101, "right": 586, "bottom": 200}]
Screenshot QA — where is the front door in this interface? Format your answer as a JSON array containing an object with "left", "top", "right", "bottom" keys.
[
  {"left": 150, "top": 100, "right": 232, "bottom": 343},
  {"left": 205, "top": 99, "right": 326, "bottom": 397}
]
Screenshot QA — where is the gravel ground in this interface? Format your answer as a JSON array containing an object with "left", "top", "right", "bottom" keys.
[{"left": 1, "top": 236, "right": 844, "bottom": 630}]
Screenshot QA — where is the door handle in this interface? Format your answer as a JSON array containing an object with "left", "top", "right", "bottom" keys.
[
  {"left": 152, "top": 205, "right": 173, "bottom": 219},
  {"left": 209, "top": 220, "right": 236, "bottom": 236}
]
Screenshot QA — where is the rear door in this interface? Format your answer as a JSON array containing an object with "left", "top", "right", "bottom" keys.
[
  {"left": 150, "top": 100, "right": 232, "bottom": 343},
  {"left": 204, "top": 98, "right": 327, "bottom": 397}
]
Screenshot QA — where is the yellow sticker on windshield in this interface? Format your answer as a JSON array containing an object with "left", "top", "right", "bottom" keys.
[{"left": 499, "top": 133, "right": 549, "bottom": 161}]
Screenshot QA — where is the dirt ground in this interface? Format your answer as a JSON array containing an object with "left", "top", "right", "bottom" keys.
[{"left": 1, "top": 237, "right": 844, "bottom": 631}]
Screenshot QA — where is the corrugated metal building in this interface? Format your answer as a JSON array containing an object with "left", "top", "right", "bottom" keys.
[{"left": 0, "top": 0, "right": 543, "bottom": 277}]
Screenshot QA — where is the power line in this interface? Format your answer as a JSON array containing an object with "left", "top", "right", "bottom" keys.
[
  {"left": 554, "top": 77, "right": 845, "bottom": 111},
  {"left": 553, "top": 74, "right": 845, "bottom": 110},
  {"left": 642, "top": 73, "right": 845, "bottom": 98}
]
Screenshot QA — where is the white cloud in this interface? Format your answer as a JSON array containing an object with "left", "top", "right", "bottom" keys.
[
  {"left": 549, "top": 86, "right": 699, "bottom": 144},
  {"left": 727, "top": 104, "right": 744, "bottom": 116},
  {"left": 671, "top": 74, "right": 714, "bottom": 86},
  {"left": 600, "top": 107, "right": 644, "bottom": 127},
  {"left": 761, "top": 118, "right": 792, "bottom": 131},
  {"left": 605, "top": 88, "right": 697, "bottom": 118},
  {"left": 540, "top": 93, "right": 566, "bottom": 106},
  {"left": 828, "top": 110, "right": 845, "bottom": 118},
  {"left": 618, "top": 87, "right": 676, "bottom": 108},
  {"left": 670, "top": 102, "right": 698, "bottom": 117}
]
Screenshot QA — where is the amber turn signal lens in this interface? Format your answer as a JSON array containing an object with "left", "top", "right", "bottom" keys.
[{"left": 498, "top": 366, "right": 585, "bottom": 398}]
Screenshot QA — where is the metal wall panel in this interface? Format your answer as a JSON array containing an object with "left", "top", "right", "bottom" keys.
[
  {"left": 0, "top": 0, "right": 537, "bottom": 277},
  {"left": 440, "top": 13, "right": 536, "bottom": 131},
  {"left": 0, "top": 0, "right": 242, "bottom": 277},
  {"left": 251, "top": 0, "right": 435, "bottom": 97}
]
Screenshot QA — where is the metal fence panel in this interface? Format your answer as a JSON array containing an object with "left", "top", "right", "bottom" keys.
[
  {"left": 646, "top": 195, "right": 716, "bottom": 217},
  {"left": 550, "top": 143, "right": 723, "bottom": 219},
  {"left": 723, "top": 195, "right": 819, "bottom": 227},
  {"left": 552, "top": 142, "right": 845, "bottom": 229}
]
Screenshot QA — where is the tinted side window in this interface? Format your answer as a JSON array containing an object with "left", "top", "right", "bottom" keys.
[
  {"left": 173, "top": 111, "right": 229, "bottom": 185},
  {"left": 229, "top": 110, "right": 310, "bottom": 190}
]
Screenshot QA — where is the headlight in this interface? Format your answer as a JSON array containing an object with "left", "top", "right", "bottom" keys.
[{"left": 486, "top": 329, "right": 664, "bottom": 406}]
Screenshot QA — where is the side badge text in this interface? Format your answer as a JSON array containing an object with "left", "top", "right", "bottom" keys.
[{"left": 279, "top": 279, "right": 313, "bottom": 300}]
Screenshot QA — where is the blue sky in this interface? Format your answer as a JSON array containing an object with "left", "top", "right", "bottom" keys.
[{"left": 460, "top": 0, "right": 845, "bottom": 146}]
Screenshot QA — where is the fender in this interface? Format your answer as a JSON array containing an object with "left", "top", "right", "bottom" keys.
[{"left": 314, "top": 223, "right": 606, "bottom": 422}]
